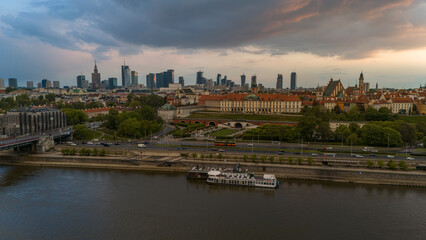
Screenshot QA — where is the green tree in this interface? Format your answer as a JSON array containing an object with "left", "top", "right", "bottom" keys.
[
  {"left": 105, "top": 108, "right": 120, "bottom": 130},
  {"left": 192, "top": 153, "right": 197, "bottom": 159},
  {"left": 399, "top": 122, "right": 417, "bottom": 145},
  {"left": 387, "top": 160, "right": 396, "bottom": 170},
  {"left": 377, "top": 160, "right": 384, "bottom": 168},
  {"left": 297, "top": 157, "right": 303, "bottom": 165},
  {"left": 398, "top": 161, "right": 408, "bottom": 171},
  {"left": 61, "top": 148, "right": 69, "bottom": 155},
  {"left": 251, "top": 154, "right": 257, "bottom": 162},
  {"left": 307, "top": 157, "right": 313, "bottom": 165},
  {"left": 288, "top": 156, "right": 293, "bottom": 164},
  {"left": 79, "top": 148, "right": 87, "bottom": 156},
  {"left": 45, "top": 93, "right": 56, "bottom": 102},
  {"left": 209, "top": 153, "right": 213, "bottom": 159},
  {"left": 261, "top": 156, "right": 266, "bottom": 163},
  {"left": 69, "top": 149, "right": 76, "bottom": 156},
  {"left": 200, "top": 154, "right": 204, "bottom": 159},
  {"left": 218, "top": 153, "right": 223, "bottom": 160},
  {"left": 366, "top": 160, "right": 374, "bottom": 168},
  {"left": 269, "top": 156, "right": 274, "bottom": 163},
  {"left": 117, "top": 118, "right": 142, "bottom": 138},
  {"left": 335, "top": 125, "right": 351, "bottom": 143},
  {"left": 73, "top": 124, "right": 93, "bottom": 140},
  {"left": 243, "top": 155, "right": 248, "bottom": 162},
  {"left": 279, "top": 157, "right": 284, "bottom": 164},
  {"left": 92, "top": 148, "right": 98, "bottom": 156},
  {"left": 62, "top": 109, "right": 88, "bottom": 126},
  {"left": 345, "top": 133, "right": 359, "bottom": 146},
  {"left": 99, "top": 149, "right": 106, "bottom": 156}
]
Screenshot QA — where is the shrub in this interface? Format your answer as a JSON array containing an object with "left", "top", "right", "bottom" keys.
[
  {"left": 307, "top": 157, "right": 313, "bottom": 165},
  {"left": 209, "top": 153, "right": 213, "bottom": 159},
  {"left": 279, "top": 157, "right": 283, "bottom": 164},
  {"left": 269, "top": 156, "right": 274, "bottom": 163},
  {"left": 387, "top": 160, "right": 396, "bottom": 170},
  {"left": 251, "top": 154, "right": 257, "bottom": 162},
  {"left": 398, "top": 161, "right": 408, "bottom": 171},
  {"left": 243, "top": 155, "right": 248, "bottom": 162},
  {"left": 92, "top": 148, "right": 98, "bottom": 156},
  {"left": 61, "top": 148, "right": 69, "bottom": 155},
  {"left": 200, "top": 154, "right": 204, "bottom": 159},
  {"left": 288, "top": 156, "right": 293, "bottom": 164},
  {"left": 192, "top": 153, "right": 197, "bottom": 159},
  {"left": 69, "top": 149, "right": 76, "bottom": 156},
  {"left": 261, "top": 156, "right": 266, "bottom": 163},
  {"left": 297, "top": 157, "right": 303, "bottom": 165},
  {"left": 218, "top": 153, "right": 223, "bottom": 160},
  {"left": 99, "top": 149, "right": 106, "bottom": 156},
  {"left": 366, "top": 160, "right": 374, "bottom": 168},
  {"left": 377, "top": 160, "right": 384, "bottom": 168}
]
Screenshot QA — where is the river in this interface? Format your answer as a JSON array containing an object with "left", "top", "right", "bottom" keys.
[{"left": 0, "top": 166, "right": 425, "bottom": 240}]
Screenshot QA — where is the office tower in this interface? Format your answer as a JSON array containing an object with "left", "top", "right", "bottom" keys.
[
  {"left": 131, "top": 71, "right": 139, "bottom": 86},
  {"left": 156, "top": 72, "right": 164, "bottom": 88},
  {"left": 82, "top": 80, "right": 89, "bottom": 89},
  {"left": 53, "top": 81, "right": 60, "bottom": 89},
  {"left": 77, "top": 75, "right": 86, "bottom": 88},
  {"left": 101, "top": 80, "right": 108, "bottom": 89},
  {"left": 108, "top": 77, "right": 117, "bottom": 89},
  {"left": 376, "top": 82, "right": 378, "bottom": 90},
  {"left": 179, "top": 76, "right": 184, "bottom": 86},
  {"left": 0, "top": 78, "right": 4, "bottom": 89},
  {"left": 359, "top": 72, "right": 364, "bottom": 94},
  {"left": 91, "top": 62, "right": 101, "bottom": 89},
  {"left": 241, "top": 74, "right": 246, "bottom": 87},
  {"left": 221, "top": 75, "right": 227, "bottom": 85},
  {"left": 251, "top": 75, "right": 257, "bottom": 88},
  {"left": 121, "top": 65, "right": 131, "bottom": 87},
  {"left": 216, "top": 74, "right": 221, "bottom": 85},
  {"left": 276, "top": 74, "right": 283, "bottom": 89},
  {"left": 164, "top": 69, "right": 174, "bottom": 87},
  {"left": 27, "top": 81, "right": 34, "bottom": 88},
  {"left": 41, "top": 79, "right": 52, "bottom": 88},
  {"left": 206, "top": 79, "right": 214, "bottom": 90},
  {"left": 146, "top": 73, "right": 156, "bottom": 89},
  {"left": 37, "top": 82, "right": 42, "bottom": 88},
  {"left": 46, "top": 80, "right": 52, "bottom": 88},
  {"left": 8, "top": 78, "right": 18, "bottom": 88},
  {"left": 196, "top": 71, "right": 204, "bottom": 85},
  {"left": 290, "top": 72, "right": 297, "bottom": 90}
]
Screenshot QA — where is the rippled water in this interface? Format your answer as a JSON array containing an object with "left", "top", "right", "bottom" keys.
[{"left": 0, "top": 165, "right": 425, "bottom": 240}]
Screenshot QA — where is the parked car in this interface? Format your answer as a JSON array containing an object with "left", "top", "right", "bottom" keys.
[
  {"left": 137, "top": 144, "right": 146, "bottom": 148},
  {"left": 70, "top": 143, "right": 77, "bottom": 146},
  {"left": 114, "top": 142, "right": 120, "bottom": 145},
  {"left": 407, "top": 157, "right": 415, "bottom": 160},
  {"left": 87, "top": 141, "right": 94, "bottom": 145},
  {"left": 387, "top": 155, "right": 394, "bottom": 158},
  {"left": 355, "top": 154, "right": 364, "bottom": 158},
  {"left": 278, "top": 151, "right": 285, "bottom": 155},
  {"left": 247, "top": 143, "right": 253, "bottom": 147},
  {"left": 370, "top": 153, "right": 376, "bottom": 157},
  {"left": 311, "top": 153, "right": 318, "bottom": 156}
]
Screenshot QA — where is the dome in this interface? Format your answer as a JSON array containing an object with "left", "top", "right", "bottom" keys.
[
  {"left": 244, "top": 94, "right": 260, "bottom": 101},
  {"left": 160, "top": 103, "right": 177, "bottom": 110}
]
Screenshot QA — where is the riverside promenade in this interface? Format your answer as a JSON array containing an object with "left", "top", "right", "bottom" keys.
[{"left": 1, "top": 151, "right": 426, "bottom": 187}]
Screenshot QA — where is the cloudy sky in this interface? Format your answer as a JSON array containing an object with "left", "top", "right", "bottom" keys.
[{"left": 0, "top": 0, "right": 426, "bottom": 88}]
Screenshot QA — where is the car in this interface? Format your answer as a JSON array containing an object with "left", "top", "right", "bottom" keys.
[
  {"left": 70, "top": 143, "right": 77, "bottom": 146},
  {"left": 311, "top": 153, "right": 318, "bottom": 156},
  {"left": 387, "top": 155, "right": 395, "bottom": 158},
  {"left": 82, "top": 141, "right": 87, "bottom": 144},
  {"left": 278, "top": 151, "right": 285, "bottom": 155},
  {"left": 101, "top": 143, "right": 110, "bottom": 147},
  {"left": 211, "top": 148, "right": 218, "bottom": 151},
  {"left": 247, "top": 143, "right": 254, "bottom": 147},
  {"left": 137, "top": 144, "right": 147, "bottom": 148},
  {"left": 87, "top": 141, "right": 94, "bottom": 145},
  {"left": 326, "top": 147, "right": 333, "bottom": 150},
  {"left": 355, "top": 154, "right": 364, "bottom": 158},
  {"left": 218, "top": 149, "right": 225, "bottom": 152},
  {"left": 114, "top": 142, "right": 120, "bottom": 145},
  {"left": 143, "top": 141, "right": 149, "bottom": 145},
  {"left": 407, "top": 157, "right": 415, "bottom": 160},
  {"left": 370, "top": 153, "right": 376, "bottom": 157}
]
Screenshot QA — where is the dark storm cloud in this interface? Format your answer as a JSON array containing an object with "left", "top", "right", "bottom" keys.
[{"left": 1, "top": 0, "right": 424, "bottom": 59}]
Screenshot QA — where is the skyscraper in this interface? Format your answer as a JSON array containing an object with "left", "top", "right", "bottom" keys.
[
  {"left": 164, "top": 69, "right": 174, "bottom": 87},
  {"left": 53, "top": 81, "right": 60, "bottom": 89},
  {"left": 8, "top": 78, "right": 18, "bottom": 88},
  {"left": 77, "top": 75, "right": 86, "bottom": 88},
  {"left": 216, "top": 74, "right": 221, "bottom": 85},
  {"left": 146, "top": 73, "right": 156, "bottom": 89},
  {"left": 91, "top": 62, "right": 101, "bottom": 89},
  {"left": 290, "top": 72, "right": 297, "bottom": 90},
  {"left": 131, "top": 71, "right": 138, "bottom": 86},
  {"left": 241, "top": 74, "right": 246, "bottom": 87},
  {"left": 41, "top": 79, "right": 51, "bottom": 88},
  {"left": 276, "top": 74, "right": 283, "bottom": 89},
  {"left": 196, "top": 71, "right": 204, "bottom": 85},
  {"left": 121, "top": 64, "right": 131, "bottom": 87},
  {"left": 251, "top": 75, "right": 257, "bottom": 88},
  {"left": 27, "top": 81, "right": 34, "bottom": 88},
  {"left": 156, "top": 72, "right": 164, "bottom": 88},
  {"left": 0, "top": 78, "right": 4, "bottom": 89},
  {"left": 221, "top": 75, "right": 227, "bottom": 85},
  {"left": 179, "top": 76, "right": 184, "bottom": 86},
  {"left": 108, "top": 77, "right": 117, "bottom": 89}
]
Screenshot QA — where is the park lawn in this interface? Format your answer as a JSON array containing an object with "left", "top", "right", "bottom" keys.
[
  {"left": 210, "top": 129, "right": 240, "bottom": 137},
  {"left": 187, "top": 112, "right": 302, "bottom": 122}
]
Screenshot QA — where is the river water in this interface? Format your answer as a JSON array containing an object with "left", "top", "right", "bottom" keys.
[{"left": 0, "top": 166, "right": 425, "bottom": 240}]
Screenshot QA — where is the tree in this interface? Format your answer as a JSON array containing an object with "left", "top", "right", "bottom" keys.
[
  {"left": 62, "top": 109, "right": 88, "bottom": 126},
  {"left": 335, "top": 125, "right": 351, "bottom": 143},
  {"left": 209, "top": 153, "right": 213, "bottom": 159},
  {"left": 117, "top": 118, "right": 142, "bottom": 138},
  {"left": 345, "top": 133, "right": 359, "bottom": 146},
  {"left": 387, "top": 160, "right": 396, "bottom": 170},
  {"left": 92, "top": 148, "right": 98, "bottom": 156},
  {"left": 73, "top": 124, "right": 93, "bottom": 140},
  {"left": 398, "top": 161, "right": 408, "bottom": 171},
  {"left": 200, "top": 154, "right": 204, "bottom": 159},
  {"left": 279, "top": 157, "right": 283, "bottom": 164},
  {"left": 366, "top": 160, "right": 374, "bottom": 168},
  {"left": 192, "top": 153, "right": 197, "bottom": 159},
  {"left": 69, "top": 149, "right": 76, "bottom": 156},
  {"left": 61, "top": 148, "right": 69, "bottom": 155},
  {"left": 218, "top": 153, "right": 223, "bottom": 160},
  {"left": 243, "top": 155, "right": 248, "bottom": 162},
  {"left": 288, "top": 156, "right": 293, "bottom": 164},
  {"left": 261, "top": 156, "right": 266, "bottom": 163},
  {"left": 105, "top": 108, "right": 120, "bottom": 130},
  {"left": 377, "top": 160, "right": 384, "bottom": 168},
  {"left": 45, "top": 93, "right": 56, "bottom": 102},
  {"left": 364, "top": 108, "right": 379, "bottom": 121},
  {"left": 347, "top": 106, "right": 362, "bottom": 121},
  {"left": 349, "top": 122, "right": 360, "bottom": 133},
  {"left": 269, "top": 156, "right": 274, "bottom": 163},
  {"left": 251, "top": 154, "right": 257, "bottom": 162},
  {"left": 297, "top": 157, "right": 303, "bottom": 165},
  {"left": 307, "top": 157, "right": 313, "bottom": 165},
  {"left": 99, "top": 149, "right": 106, "bottom": 156},
  {"left": 399, "top": 122, "right": 416, "bottom": 145}
]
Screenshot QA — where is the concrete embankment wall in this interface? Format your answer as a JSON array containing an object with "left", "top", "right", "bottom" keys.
[{"left": 1, "top": 153, "right": 426, "bottom": 187}]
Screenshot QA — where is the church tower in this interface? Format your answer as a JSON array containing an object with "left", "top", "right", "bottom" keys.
[{"left": 359, "top": 72, "right": 364, "bottom": 95}]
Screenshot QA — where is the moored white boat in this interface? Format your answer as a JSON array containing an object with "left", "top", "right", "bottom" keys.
[{"left": 207, "top": 171, "right": 279, "bottom": 189}]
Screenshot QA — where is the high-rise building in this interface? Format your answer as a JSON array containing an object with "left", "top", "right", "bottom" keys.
[
  {"left": 0, "top": 78, "right": 4, "bottom": 89},
  {"left": 82, "top": 80, "right": 89, "bottom": 89},
  {"left": 121, "top": 65, "right": 131, "bottom": 87},
  {"left": 290, "top": 72, "right": 297, "bottom": 90},
  {"left": 241, "top": 74, "right": 246, "bottom": 87},
  {"left": 179, "top": 76, "right": 184, "bottom": 86},
  {"left": 221, "top": 75, "right": 227, "bottom": 85},
  {"left": 251, "top": 75, "right": 257, "bottom": 88},
  {"left": 77, "top": 75, "right": 86, "bottom": 88},
  {"left": 8, "top": 78, "right": 18, "bottom": 88},
  {"left": 131, "top": 71, "right": 138, "bottom": 86},
  {"left": 91, "top": 62, "right": 101, "bottom": 89},
  {"left": 108, "top": 77, "right": 117, "bottom": 89},
  {"left": 27, "top": 81, "right": 34, "bottom": 88},
  {"left": 196, "top": 71, "right": 204, "bottom": 85},
  {"left": 156, "top": 72, "right": 164, "bottom": 88},
  {"left": 37, "top": 82, "right": 42, "bottom": 88},
  {"left": 276, "top": 74, "right": 283, "bottom": 89},
  {"left": 41, "top": 79, "right": 52, "bottom": 88},
  {"left": 53, "top": 81, "right": 60, "bottom": 89},
  {"left": 164, "top": 69, "right": 174, "bottom": 87},
  {"left": 146, "top": 73, "right": 156, "bottom": 89},
  {"left": 359, "top": 72, "right": 364, "bottom": 94},
  {"left": 216, "top": 74, "right": 221, "bottom": 85},
  {"left": 101, "top": 80, "right": 108, "bottom": 89}
]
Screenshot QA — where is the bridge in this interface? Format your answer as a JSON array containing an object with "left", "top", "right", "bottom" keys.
[
  {"left": 173, "top": 118, "right": 298, "bottom": 128},
  {"left": 0, "top": 128, "right": 72, "bottom": 152}
]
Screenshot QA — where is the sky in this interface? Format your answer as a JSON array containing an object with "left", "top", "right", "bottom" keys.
[{"left": 0, "top": 0, "right": 426, "bottom": 89}]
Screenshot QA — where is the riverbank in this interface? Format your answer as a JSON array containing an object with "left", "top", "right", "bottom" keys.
[{"left": 1, "top": 152, "right": 426, "bottom": 187}]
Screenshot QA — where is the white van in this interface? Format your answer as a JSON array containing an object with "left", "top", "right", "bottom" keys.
[{"left": 137, "top": 144, "right": 146, "bottom": 148}]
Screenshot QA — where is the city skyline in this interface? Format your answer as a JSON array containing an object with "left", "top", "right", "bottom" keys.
[{"left": 1, "top": 0, "right": 426, "bottom": 88}]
